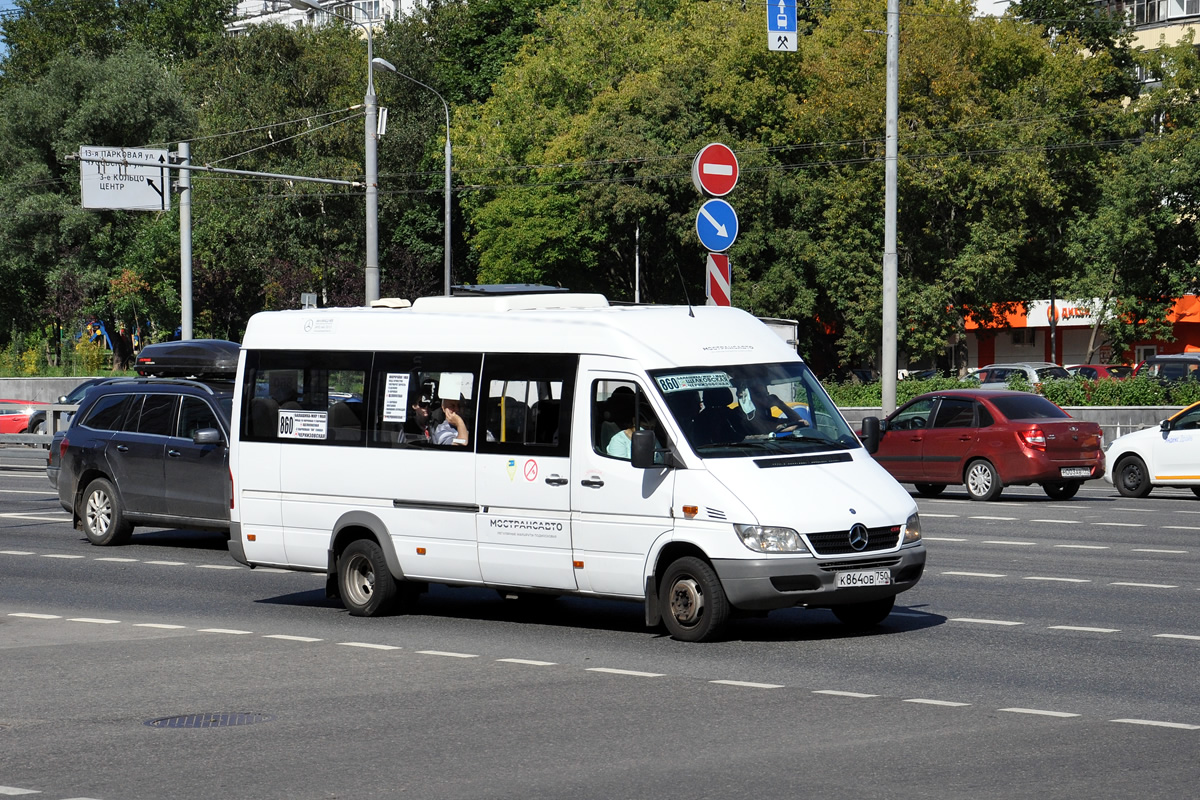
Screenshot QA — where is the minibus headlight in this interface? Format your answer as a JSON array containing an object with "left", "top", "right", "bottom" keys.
[
  {"left": 903, "top": 512, "right": 922, "bottom": 544},
  {"left": 735, "top": 524, "right": 806, "bottom": 553}
]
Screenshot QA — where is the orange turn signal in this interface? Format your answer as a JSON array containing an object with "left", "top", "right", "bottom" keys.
[
  {"left": 573, "top": 560, "right": 584, "bottom": 569},
  {"left": 682, "top": 505, "right": 699, "bottom": 518},
  {"left": 246, "top": 534, "right": 256, "bottom": 542},
  {"left": 416, "top": 547, "right": 427, "bottom": 555}
]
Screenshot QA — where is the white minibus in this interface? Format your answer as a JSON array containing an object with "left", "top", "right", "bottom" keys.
[{"left": 227, "top": 294, "right": 925, "bottom": 641}]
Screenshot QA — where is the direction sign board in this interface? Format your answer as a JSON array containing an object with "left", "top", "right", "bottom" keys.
[
  {"left": 706, "top": 253, "right": 731, "bottom": 306},
  {"left": 692, "top": 143, "right": 739, "bottom": 197},
  {"left": 768, "top": 0, "right": 797, "bottom": 51},
  {"left": 696, "top": 198, "right": 739, "bottom": 253},
  {"left": 79, "top": 146, "right": 171, "bottom": 211}
]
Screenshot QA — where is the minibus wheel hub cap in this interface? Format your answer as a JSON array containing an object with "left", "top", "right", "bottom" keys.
[{"left": 669, "top": 578, "right": 704, "bottom": 624}]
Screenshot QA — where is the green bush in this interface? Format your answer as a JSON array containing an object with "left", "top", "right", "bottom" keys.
[{"left": 821, "top": 374, "right": 1191, "bottom": 408}]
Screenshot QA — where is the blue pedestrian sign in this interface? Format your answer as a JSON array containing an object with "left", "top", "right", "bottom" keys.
[
  {"left": 768, "top": 0, "right": 796, "bottom": 52},
  {"left": 696, "top": 198, "right": 739, "bottom": 253}
]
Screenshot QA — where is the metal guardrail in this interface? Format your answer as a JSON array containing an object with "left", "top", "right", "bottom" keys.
[{"left": 0, "top": 403, "right": 78, "bottom": 446}]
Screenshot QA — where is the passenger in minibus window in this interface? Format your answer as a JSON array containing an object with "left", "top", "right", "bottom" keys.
[{"left": 432, "top": 397, "right": 470, "bottom": 446}]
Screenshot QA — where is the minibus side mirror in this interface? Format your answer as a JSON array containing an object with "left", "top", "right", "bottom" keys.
[
  {"left": 1161, "top": 418, "right": 1172, "bottom": 432},
  {"left": 630, "top": 429, "right": 662, "bottom": 469},
  {"left": 861, "top": 416, "right": 881, "bottom": 455},
  {"left": 193, "top": 427, "right": 224, "bottom": 446}
]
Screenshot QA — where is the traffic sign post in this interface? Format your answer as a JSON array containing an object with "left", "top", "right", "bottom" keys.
[
  {"left": 695, "top": 198, "right": 739, "bottom": 253},
  {"left": 79, "top": 146, "right": 171, "bottom": 211},
  {"left": 768, "top": 0, "right": 797, "bottom": 51},
  {"left": 692, "top": 143, "right": 739, "bottom": 197},
  {"left": 706, "top": 254, "right": 731, "bottom": 306}
]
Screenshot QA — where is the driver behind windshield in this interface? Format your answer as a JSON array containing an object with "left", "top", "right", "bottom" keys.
[{"left": 736, "top": 383, "right": 810, "bottom": 437}]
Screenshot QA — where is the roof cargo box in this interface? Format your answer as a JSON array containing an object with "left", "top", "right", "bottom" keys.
[{"left": 135, "top": 339, "right": 240, "bottom": 379}]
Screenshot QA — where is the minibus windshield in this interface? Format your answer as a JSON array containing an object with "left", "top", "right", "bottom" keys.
[{"left": 649, "top": 362, "right": 860, "bottom": 457}]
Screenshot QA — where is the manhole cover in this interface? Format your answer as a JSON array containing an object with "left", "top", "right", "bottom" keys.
[{"left": 145, "top": 712, "right": 275, "bottom": 729}]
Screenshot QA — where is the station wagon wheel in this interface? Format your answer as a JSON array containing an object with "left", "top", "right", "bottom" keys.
[
  {"left": 832, "top": 595, "right": 895, "bottom": 629},
  {"left": 660, "top": 556, "right": 730, "bottom": 642},
  {"left": 964, "top": 459, "right": 1002, "bottom": 501},
  {"left": 80, "top": 477, "right": 133, "bottom": 546},
  {"left": 1042, "top": 481, "right": 1081, "bottom": 500},
  {"left": 913, "top": 483, "right": 946, "bottom": 498},
  {"left": 1115, "top": 455, "right": 1152, "bottom": 498},
  {"left": 338, "top": 539, "right": 398, "bottom": 617}
]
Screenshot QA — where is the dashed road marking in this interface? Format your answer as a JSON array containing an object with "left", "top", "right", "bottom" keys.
[
  {"left": 198, "top": 628, "right": 253, "bottom": 635},
  {"left": 951, "top": 618, "right": 1024, "bottom": 626},
  {"left": 1030, "top": 519, "right": 1080, "bottom": 525},
  {"left": 134, "top": 623, "right": 186, "bottom": 630},
  {"left": 943, "top": 571, "right": 1006, "bottom": 578},
  {"left": 498, "top": 658, "right": 556, "bottom": 666},
  {"left": 67, "top": 618, "right": 120, "bottom": 624},
  {"left": 0, "top": 787, "right": 41, "bottom": 796},
  {"left": 1054, "top": 544, "right": 1110, "bottom": 549},
  {"left": 814, "top": 690, "right": 878, "bottom": 698},
  {"left": 1163, "top": 526, "right": 1200, "bottom": 532},
  {"left": 923, "top": 536, "right": 967, "bottom": 541},
  {"left": 0, "top": 513, "right": 70, "bottom": 521},
  {"left": 920, "top": 513, "right": 958, "bottom": 518},
  {"left": 1111, "top": 582, "right": 1178, "bottom": 589},
  {"left": 0, "top": 489, "right": 56, "bottom": 495},
  {"left": 0, "top": 550, "right": 33, "bottom": 555},
  {"left": 982, "top": 540, "right": 1036, "bottom": 545},
  {"left": 1024, "top": 577, "right": 1090, "bottom": 583},
  {"left": 338, "top": 642, "right": 400, "bottom": 651},
  {"left": 9, "top": 612, "right": 60, "bottom": 619},
  {"left": 1154, "top": 634, "right": 1200, "bottom": 641},
  {"left": 1110, "top": 719, "right": 1200, "bottom": 730},
  {"left": 42, "top": 554, "right": 85, "bottom": 559},
  {"left": 1000, "top": 708, "right": 1080, "bottom": 718},
  {"left": 418, "top": 650, "right": 479, "bottom": 659},
  {"left": 1049, "top": 626, "right": 1120, "bottom": 633},
  {"left": 710, "top": 680, "right": 783, "bottom": 689},
  {"left": 264, "top": 634, "right": 322, "bottom": 642},
  {"left": 971, "top": 517, "right": 1016, "bottom": 521},
  {"left": 904, "top": 698, "right": 971, "bottom": 707},
  {"left": 1094, "top": 522, "right": 1145, "bottom": 527},
  {"left": 587, "top": 667, "right": 663, "bottom": 677},
  {"left": 196, "top": 564, "right": 242, "bottom": 570},
  {"left": 94, "top": 557, "right": 138, "bottom": 562},
  {"left": 1131, "top": 548, "right": 1187, "bottom": 554},
  {"left": 144, "top": 560, "right": 186, "bottom": 566}
]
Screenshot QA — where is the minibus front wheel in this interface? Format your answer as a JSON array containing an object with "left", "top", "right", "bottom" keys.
[
  {"left": 338, "top": 539, "right": 398, "bottom": 616},
  {"left": 660, "top": 557, "right": 730, "bottom": 642}
]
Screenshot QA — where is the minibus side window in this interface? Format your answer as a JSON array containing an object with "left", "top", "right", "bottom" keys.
[
  {"left": 476, "top": 353, "right": 576, "bottom": 458},
  {"left": 241, "top": 350, "right": 370, "bottom": 445},
  {"left": 367, "top": 353, "right": 481, "bottom": 450},
  {"left": 592, "top": 380, "right": 664, "bottom": 461}
]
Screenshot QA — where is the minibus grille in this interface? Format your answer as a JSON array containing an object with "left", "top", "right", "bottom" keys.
[
  {"left": 817, "top": 557, "right": 901, "bottom": 572},
  {"left": 804, "top": 526, "right": 901, "bottom": 557}
]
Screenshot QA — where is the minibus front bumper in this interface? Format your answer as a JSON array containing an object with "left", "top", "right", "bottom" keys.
[{"left": 712, "top": 544, "right": 926, "bottom": 611}]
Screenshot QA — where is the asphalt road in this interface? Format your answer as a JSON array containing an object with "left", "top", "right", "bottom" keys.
[{"left": 1, "top": 444, "right": 1198, "bottom": 799}]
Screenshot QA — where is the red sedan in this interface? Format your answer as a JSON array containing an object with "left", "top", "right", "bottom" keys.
[
  {"left": 870, "top": 389, "right": 1104, "bottom": 501},
  {"left": 0, "top": 399, "right": 46, "bottom": 434}
]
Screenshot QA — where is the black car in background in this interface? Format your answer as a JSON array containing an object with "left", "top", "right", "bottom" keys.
[{"left": 56, "top": 378, "right": 234, "bottom": 545}]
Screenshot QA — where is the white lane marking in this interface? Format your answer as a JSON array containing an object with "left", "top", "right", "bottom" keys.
[
  {"left": 970, "top": 516, "right": 1017, "bottom": 521},
  {"left": 1054, "top": 544, "right": 1110, "bottom": 549},
  {"left": 254, "top": 567, "right": 293, "bottom": 573},
  {"left": 497, "top": 658, "right": 557, "bottom": 666},
  {"left": 891, "top": 612, "right": 925, "bottom": 618},
  {"left": 8, "top": 612, "right": 60, "bottom": 619},
  {"left": 0, "top": 787, "right": 41, "bottom": 796},
  {"left": 0, "top": 489, "right": 56, "bottom": 495},
  {"left": 144, "top": 560, "right": 186, "bottom": 566},
  {"left": 920, "top": 513, "right": 959, "bottom": 518},
  {"left": 1030, "top": 519, "right": 1081, "bottom": 525},
  {"left": 67, "top": 618, "right": 120, "bottom": 624},
  {"left": 1163, "top": 526, "right": 1200, "bottom": 531},
  {"left": 1024, "top": 577, "right": 1091, "bottom": 583},
  {"left": 0, "top": 550, "right": 34, "bottom": 555},
  {"left": 1154, "top": 634, "right": 1200, "bottom": 641},
  {"left": 587, "top": 667, "right": 663, "bottom": 677},
  {"left": 42, "top": 554, "right": 85, "bottom": 559},
  {"left": 1131, "top": 548, "right": 1188, "bottom": 554},
  {"left": 1110, "top": 719, "right": 1200, "bottom": 730},
  {"left": 1111, "top": 582, "right": 1178, "bottom": 589},
  {"left": 903, "top": 698, "right": 971, "bottom": 707},
  {"left": 950, "top": 618, "right": 1024, "bottom": 626},
  {"left": 198, "top": 628, "right": 253, "bottom": 635},
  {"left": 923, "top": 536, "right": 967, "bottom": 541},
  {"left": 1049, "top": 626, "right": 1120, "bottom": 633},
  {"left": 942, "top": 571, "right": 1006, "bottom": 578},
  {"left": 264, "top": 634, "right": 322, "bottom": 642},
  {"left": 338, "top": 642, "right": 400, "bottom": 651},
  {"left": 1093, "top": 522, "right": 1144, "bottom": 528},
  {"left": 134, "top": 623, "right": 186, "bottom": 630},
  {"left": 710, "top": 680, "right": 784, "bottom": 689},
  {"left": 1000, "top": 708, "right": 1080, "bottom": 718},
  {"left": 196, "top": 564, "right": 242, "bottom": 570},
  {"left": 0, "top": 513, "right": 70, "bottom": 521},
  {"left": 813, "top": 690, "right": 878, "bottom": 698},
  {"left": 417, "top": 650, "right": 479, "bottom": 659},
  {"left": 94, "top": 557, "right": 139, "bottom": 562},
  {"left": 982, "top": 540, "right": 1037, "bottom": 545}
]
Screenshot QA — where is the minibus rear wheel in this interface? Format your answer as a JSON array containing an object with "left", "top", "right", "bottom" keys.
[
  {"left": 660, "top": 557, "right": 730, "bottom": 642},
  {"left": 338, "top": 539, "right": 398, "bottom": 616}
]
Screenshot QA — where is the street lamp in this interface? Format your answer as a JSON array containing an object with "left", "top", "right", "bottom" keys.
[
  {"left": 371, "top": 57, "right": 452, "bottom": 297},
  {"left": 290, "top": 0, "right": 380, "bottom": 304}
]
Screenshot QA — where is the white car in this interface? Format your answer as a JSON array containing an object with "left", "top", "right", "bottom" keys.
[{"left": 1104, "top": 402, "right": 1200, "bottom": 497}]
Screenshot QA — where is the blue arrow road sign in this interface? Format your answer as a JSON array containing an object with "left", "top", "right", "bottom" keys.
[
  {"left": 768, "top": 0, "right": 796, "bottom": 51},
  {"left": 696, "top": 198, "right": 739, "bottom": 253}
]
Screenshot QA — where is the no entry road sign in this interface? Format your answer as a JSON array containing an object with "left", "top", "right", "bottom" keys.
[{"left": 692, "top": 143, "right": 739, "bottom": 197}]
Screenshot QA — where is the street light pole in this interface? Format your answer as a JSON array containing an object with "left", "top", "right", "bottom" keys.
[
  {"left": 881, "top": 0, "right": 899, "bottom": 414},
  {"left": 372, "top": 57, "right": 452, "bottom": 297},
  {"left": 291, "top": 0, "right": 379, "bottom": 305}
]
